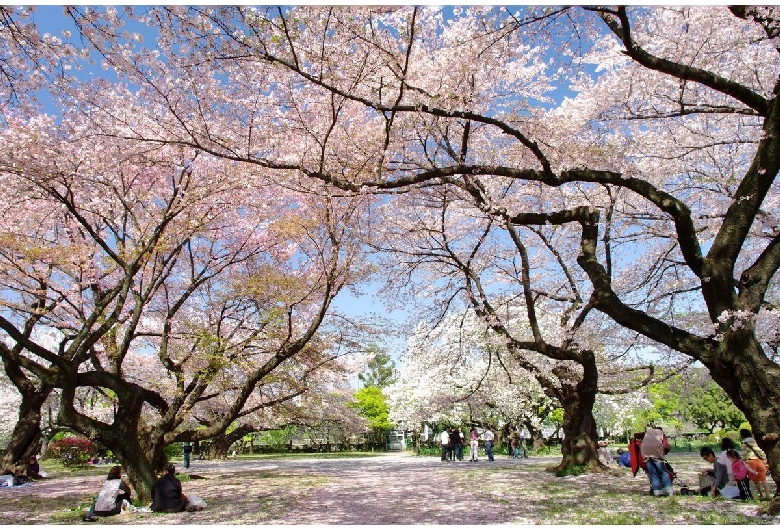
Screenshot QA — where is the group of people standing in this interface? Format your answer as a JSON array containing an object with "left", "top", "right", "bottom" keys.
[{"left": 439, "top": 426, "right": 495, "bottom": 462}]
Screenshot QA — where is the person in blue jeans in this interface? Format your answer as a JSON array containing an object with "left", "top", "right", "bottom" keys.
[
  {"left": 640, "top": 425, "right": 673, "bottom": 496},
  {"left": 483, "top": 427, "right": 495, "bottom": 462}
]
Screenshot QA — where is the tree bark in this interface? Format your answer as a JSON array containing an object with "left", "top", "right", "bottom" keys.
[
  {"left": 707, "top": 333, "right": 780, "bottom": 498},
  {"left": 113, "top": 440, "right": 165, "bottom": 503},
  {"left": 0, "top": 397, "right": 44, "bottom": 474},
  {"left": 525, "top": 422, "right": 546, "bottom": 451},
  {"left": 0, "top": 360, "right": 52, "bottom": 475},
  {"left": 547, "top": 358, "right": 603, "bottom": 473},
  {"left": 208, "top": 425, "right": 255, "bottom": 459}
]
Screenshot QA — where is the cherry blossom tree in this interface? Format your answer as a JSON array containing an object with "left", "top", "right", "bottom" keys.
[
  {"left": 387, "top": 316, "right": 551, "bottom": 445},
  {"left": 191, "top": 332, "right": 369, "bottom": 458},
  {"left": 373, "top": 183, "right": 661, "bottom": 469},
  {"left": 99, "top": 5, "right": 775, "bottom": 492},
  {"left": 0, "top": 107, "right": 370, "bottom": 499},
  {"left": 3, "top": 4, "right": 780, "bottom": 502}
]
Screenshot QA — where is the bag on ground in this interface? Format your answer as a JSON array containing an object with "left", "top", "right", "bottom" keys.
[{"left": 187, "top": 494, "right": 207, "bottom": 511}]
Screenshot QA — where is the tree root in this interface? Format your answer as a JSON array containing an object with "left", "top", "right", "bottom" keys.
[{"left": 760, "top": 496, "right": 780, "bottom": 517}]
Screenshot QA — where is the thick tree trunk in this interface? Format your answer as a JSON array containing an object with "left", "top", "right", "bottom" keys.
[
  {"left": 0, "top": 390, "right": 49, "bottom": 475},
  {"left": 547, "top": 359, "right": 602, "bottom": 473},
  {"left": 707, "top": 333, "right": 780, "bottom": 500},
  {"left": 526, "top": 422, "right": 546, "bottom": 451},
  {"left": 209, "top": 425, "right": 255, "bottom": 459},
  {"left": 114, "top": 443, "right": 165, "bottom": 504},
  {"left": 57, "top": 384, "right": 167, "bottom": 503}
]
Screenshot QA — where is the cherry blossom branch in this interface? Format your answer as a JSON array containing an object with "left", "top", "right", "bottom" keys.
[{"left": 592, "top": 6, "right": 769, "bottom": 116}]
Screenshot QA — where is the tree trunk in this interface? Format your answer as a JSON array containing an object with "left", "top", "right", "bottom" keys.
[
  {"left": 526, "top": 422, "right": 546, "bottom": 451},
  {"left": 209, "top": 425, "right": 255, "bottom": 459},
  {"left": 56, "top": 381, "right": 167, "bottom": 504},
  {"left": 114, "top": 443, "right": 164, "bottom": 503},
  {"left": 707, "top": 333, "right": 780, "bottom": 499},
  {"left": 0, "top": 390, "right": 49, "bottom": 475},
  {"left": 547, "top": 359, "right": 603, "bottom": 473}
]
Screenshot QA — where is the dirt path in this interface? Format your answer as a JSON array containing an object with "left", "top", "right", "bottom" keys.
[{"left": 259, "top": 453, "right": 527, "bottom": 525}]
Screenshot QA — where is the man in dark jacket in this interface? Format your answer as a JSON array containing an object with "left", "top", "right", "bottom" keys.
[
  {"left": 150, "top": 464, "right": 189, "bottom": 513},
  {"left": 452, "top": 428, "right": 464, "bottom": 461}
]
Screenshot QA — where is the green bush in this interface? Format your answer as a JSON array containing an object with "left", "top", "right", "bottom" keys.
[
  {"left": 416, "top": 446, "right": 440, "bottom": 457},
  {"left": 164, "top": 443, "right": 182, "bottom": 459},
  {"left": 47, "top": 437, "right": 97, "bottom": 468},
  {"left": 721, "top": 430, "right": 740, "bottom": 442}
]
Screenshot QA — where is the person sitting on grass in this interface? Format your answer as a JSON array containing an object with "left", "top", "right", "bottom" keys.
[
  {"left": 150, "top": 463, "right": 189, "bottom": 513},
  {"left": 83, "top": 465, "right": 133, "bottom": 521},
  {"left": 26, "top": 457, "right": 44, "bottom": 479},
  {"left": 617, "top": 448, "right": 631, "bottom": 467},
  {"left": 699, "top": 446, "right": 741, "bottom": 498}
]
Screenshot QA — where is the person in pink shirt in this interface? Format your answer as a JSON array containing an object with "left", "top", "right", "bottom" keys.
[
  {"left": 726, "top": 448, "right": 756, "bottom": 500},
  {"left": 468, "top": 427, "right": 480, "bottom": 462}
]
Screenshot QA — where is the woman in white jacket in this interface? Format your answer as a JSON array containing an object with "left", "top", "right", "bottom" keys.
[{"left": 93, "top": 466, "right": 132, "bottom": 516}]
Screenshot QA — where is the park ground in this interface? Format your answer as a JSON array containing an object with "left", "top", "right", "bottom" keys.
[{"left": 0, "top": 451, "right": 778, "bottom": 525}]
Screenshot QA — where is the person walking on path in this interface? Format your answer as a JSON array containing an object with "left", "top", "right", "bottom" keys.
[
  {"left": 640, "top": 424, "right": 673, "bottom": 496},
  {"left": 469, "top": 427, "right": 479, "bottom": 462},
  {"left": 509, "top": 432, "right": 519, "bottom": 459},
  {"left": 518, "top": 427, "right": 527, "bottom": 459},
  {"left": 440, "top": 428, "right": 450, "bottom": 462},
  {"left": 183, "top": 442, "right": 192, "bottom": 469},
  {"left": 482, "top": 427, "right": 495, "bottom": 461},
  {"left": 740, "top": 428, "right": 770, "bottom": 500}
]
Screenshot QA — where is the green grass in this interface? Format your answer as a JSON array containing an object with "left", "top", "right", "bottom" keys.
[{"left": 554, "top": 464, "right": 588, "bottom": 477}]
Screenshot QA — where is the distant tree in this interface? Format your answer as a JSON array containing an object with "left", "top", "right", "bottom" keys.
[
  {"left": 358, "top": 347, "right": 397, "bottom": 388},
  {"left": 681, "top": 380, "right": 747, "bottom": 433},
  {"left": 626, "top": 368, "right": 746, "bottom": 434},
  {"left": 350, "top": 386, "right": 394, "bottom": 448},
  {"left": 642, "top": 382, "right": 685, "bottom": 433}
]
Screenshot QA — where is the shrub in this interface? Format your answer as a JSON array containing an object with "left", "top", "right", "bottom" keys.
[
  {"left": 47, "top": 437, "right": 97, "bottom": 468},
  {"left": 721, "top": 430, "right": 740, "bottom": 443},
  {"left": 164, "top": 443, "right": 182, "bottom": 459},
  {"left": 416, "top": 446, "right": 440, "bottom": 457}
]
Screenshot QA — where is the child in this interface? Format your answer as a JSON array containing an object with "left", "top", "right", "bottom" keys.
[
  {"left": 726, "top": 448, "right": 756, "bottom": 500},
  {"left": 740, "top": 428, "right": 771, "bottom": 500}
]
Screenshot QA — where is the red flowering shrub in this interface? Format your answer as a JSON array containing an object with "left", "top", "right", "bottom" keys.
[{"left": 47, "top": 437, "right": 98, "bottom": 468}]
